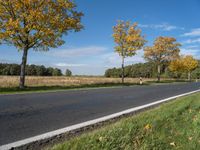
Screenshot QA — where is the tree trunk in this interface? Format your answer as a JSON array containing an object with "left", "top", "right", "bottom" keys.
[
  {"left": 121, "top": 56, "right": 125, "bottom": 84},
  {"left": 188, "top": 71, "right": 191, "bottom": 81},
  {"left": 157, "top": 64, "right": 161, "bottom": 82},
  {"left": 19, "top": 48, "right": 28, "bottom": 89}
]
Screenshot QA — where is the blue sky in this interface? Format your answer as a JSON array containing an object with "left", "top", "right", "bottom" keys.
[{"left": 0, "top": 0, "right": 200, "bottom": 75}]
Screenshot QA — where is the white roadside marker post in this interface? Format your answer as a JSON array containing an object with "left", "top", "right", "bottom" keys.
[{"left": 140, "top": 77, "right": 143, "bottom": 85}]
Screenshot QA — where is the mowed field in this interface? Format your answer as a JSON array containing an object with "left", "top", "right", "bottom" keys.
[{"left": 0, "top": 76, "right": 159, "bottom": 88}]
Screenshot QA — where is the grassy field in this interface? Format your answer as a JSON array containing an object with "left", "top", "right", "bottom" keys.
[
  {"left": 0, "top": 76, "right": 189, "bottom": 94},
  {"left": 0, "top": 76, "right": 152, "bottom": 94},
  {"left": 49, "top": 92, "right": 200, "bottom": 150},
  {"left": 0, "top": 76, "right": 156, "bottom": 88}
]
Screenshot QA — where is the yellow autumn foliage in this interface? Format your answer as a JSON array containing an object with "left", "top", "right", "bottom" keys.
[
  {"left": 113, "top": 21, "right": 146, "bottom": 57},
  {"left": 144, "top": 36, "right": 181, "bottom": 81},
  {"left": 0, "top": 0, "right": 83, "bottom": 50},
  {"left": 169, "top": 55, "right": 198, "bottom": 73},
  {"left": 144, "top": 36, "right": 181, "bottom": 64},
  {"left": 169, "top": 55, "right": 198, "bottom": 80},
  {"left": 183, "top": 55, "right": 198, "bottom": 72}
]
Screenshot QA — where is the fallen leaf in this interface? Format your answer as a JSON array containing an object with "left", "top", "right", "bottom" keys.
[
  {"left": 99, "top": 136, "right": 103, "bottom": 142},
  {"left": 144, "top": 124, "right": 151, "bottom": 130},
  {"left": 170, "top": 142, "right": 176, "bottom": 146}
]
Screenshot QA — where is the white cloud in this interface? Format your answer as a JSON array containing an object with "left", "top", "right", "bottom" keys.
[
  {"left": 49, "top": 46, "right": 108, "bottom": 58},
  {"left": 0, "top": 59, "right": 18, "bottom": 64},
  {"left": 101, "top": 50, "right": 145, "bottom": 67},
  {"left": 138, "top": 23, "right": 184, "bottom": 31},
  {"left": 186, "top": 45, "right": 199, "bottom": 49},
  {"left": 180, "top": 48, "right": 200, "bottom": 59},
  {"left": 55, "top": 63, "right": 87, "bottom": 67},
  {"left": 182, "top": 38, "right": 200, "bottom": 44},
  {"left": 182, "top": 28, "right": 200, "bottom": 37}
]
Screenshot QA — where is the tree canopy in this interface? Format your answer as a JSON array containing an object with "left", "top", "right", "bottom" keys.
[
  {"left": 113, "top": 21, "right": 146, "bottom": 57},
  {"left": 0, "top": 63, "right": 63, "bottom": 76},
  {"left": 65, "top": 69, "right": 72, "bottom": 76},
  {"left": 144, "top": 36, "right": 181, "bottom": 81},
  {"left": 0, "top": 0, "right": 83, "bottom": 50}
]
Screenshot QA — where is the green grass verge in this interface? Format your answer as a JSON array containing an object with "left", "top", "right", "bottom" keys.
[
  {"left": 146, "top": 79, "right": 190, "bottom": 84},
  {"left": 49, "top": 92, "right": 200, "bottom": 150},
  {"left": 0, "top": 80, "right": 189, "bottom": 95},
  {"left": 0, "top": 83, "right": 140, "bottom": 94}
]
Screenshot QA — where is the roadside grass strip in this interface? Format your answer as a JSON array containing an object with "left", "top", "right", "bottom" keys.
[
  {"left": 0, "top": 83, "right": 138, "bottom": 95},
  {"left": 0, "top": 80, "right": 189, "bottom": 95},
  {"left": 50, "top": 92, "right": 200, "bottom": 150}
]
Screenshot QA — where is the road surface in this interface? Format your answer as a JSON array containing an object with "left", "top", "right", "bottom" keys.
[{"left": 0, "top": 82, "right": 200, "bottom": 145}]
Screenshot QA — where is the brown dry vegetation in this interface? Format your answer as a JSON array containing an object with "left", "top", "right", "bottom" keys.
[{"left": 0, "top": 76, "right": 158, "bottom": 88}]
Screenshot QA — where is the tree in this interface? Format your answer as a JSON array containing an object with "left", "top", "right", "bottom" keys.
[
  {"left": 10, "top": 64, "right": 20, "bottom": 75},
  {"left": 2, "top": 65, "right": 10, "bottom": 75},
  {"left": 169, "top": 57, "right": 183, "bottom": 78},
  {"left": 26, "top": 64, "right": 37, "bottom": 76},
  {"left": 105, "top": 69, "right": 112, "bottom": 77},
  {"left": 192, "top": 68, "right": 200, "bottom": 79},
  {"left": 35, "top": 65, "right": 46, "bottom": 76},
  {"left": 183, "top": 55, "right": 198, "bottom": 81},
  {"left": 65, "top": 69, "right": 72, "bottom": 76},
  {"left": 144, "top": 36, "right": 181, "bottom": 82},
  {"left": 46, "top": 67, "right": 54, "bottom": 76},
  {"left": 53, "top": 68, "right": 62, "bottom": 76},
  {"left": 0, "top": 0, "right": 83, "bottom": 88},
  {"left": 169, "top": 55, "right": 198, "bottom": 80},
  {"left": 113, "top": 21, "right": 146, "bottom": 83}
]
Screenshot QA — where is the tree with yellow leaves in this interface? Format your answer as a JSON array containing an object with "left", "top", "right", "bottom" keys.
[
  {"left": 0, "top": 0, "right": 83, "bottom": 88},
  {"left": 113, "top": 21, "right": 146, "bottom": 83},
  {"left": 144, "top": 36, "right": 181, "bottom": 82},
  {"left": 182, "top": 55, "right": 198, "bottom": 81},
  {"left": 169, "top": 55, "right": 198, "bottom": 81},
  {"left": 168, "top": 57, "right": 183, "bottom": 78}
]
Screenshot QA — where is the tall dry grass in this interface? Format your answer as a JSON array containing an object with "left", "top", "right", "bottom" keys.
[{"left": 0, "top": 76, "right": 157, "bottom": 88}]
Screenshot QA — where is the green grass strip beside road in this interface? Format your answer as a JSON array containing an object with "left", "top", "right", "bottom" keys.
[
  {"left": 0, "top": 80, "right": 189, "bottom": 95},
  {"left": 50, "top": 92, "right": 200, "bottom": 150},
  {"left": 0, "top": 83, "right": 139, "bottom": 95}
]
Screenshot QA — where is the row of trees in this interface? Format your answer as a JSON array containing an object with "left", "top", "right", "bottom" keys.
[
  {"left": 0, "top": 63, "right": 72, "bottom": 76},
  {"left": 113, "top": 21, "right": 198, "bottom": 82},
  {"left": 105, "top": 62, "right": 155, "bottom": 78},
  {"left": 0, "top": 0, "right": 197, "bottom": 87},
  {"left": 105, "top": 60, "right": 200, "bottom": 80}
]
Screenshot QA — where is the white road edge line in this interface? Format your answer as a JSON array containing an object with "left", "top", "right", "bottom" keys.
[{"left": 1, "top": 89, "right": 200, "bottom": 150}]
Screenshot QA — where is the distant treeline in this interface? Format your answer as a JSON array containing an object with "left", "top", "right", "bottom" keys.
[
  {"left": 105, "top": 62, "right": 156, "bottom": 78},
  {"left": 0, "top": 63, "right": 62, "bottom": 76},
  {"left": 105, "top": 61, "right": 200, "bottom": 79}
]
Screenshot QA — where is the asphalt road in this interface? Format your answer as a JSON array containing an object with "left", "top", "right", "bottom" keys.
[{"left": 0, "top": 82, "right": 200, "bottom": 145}]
